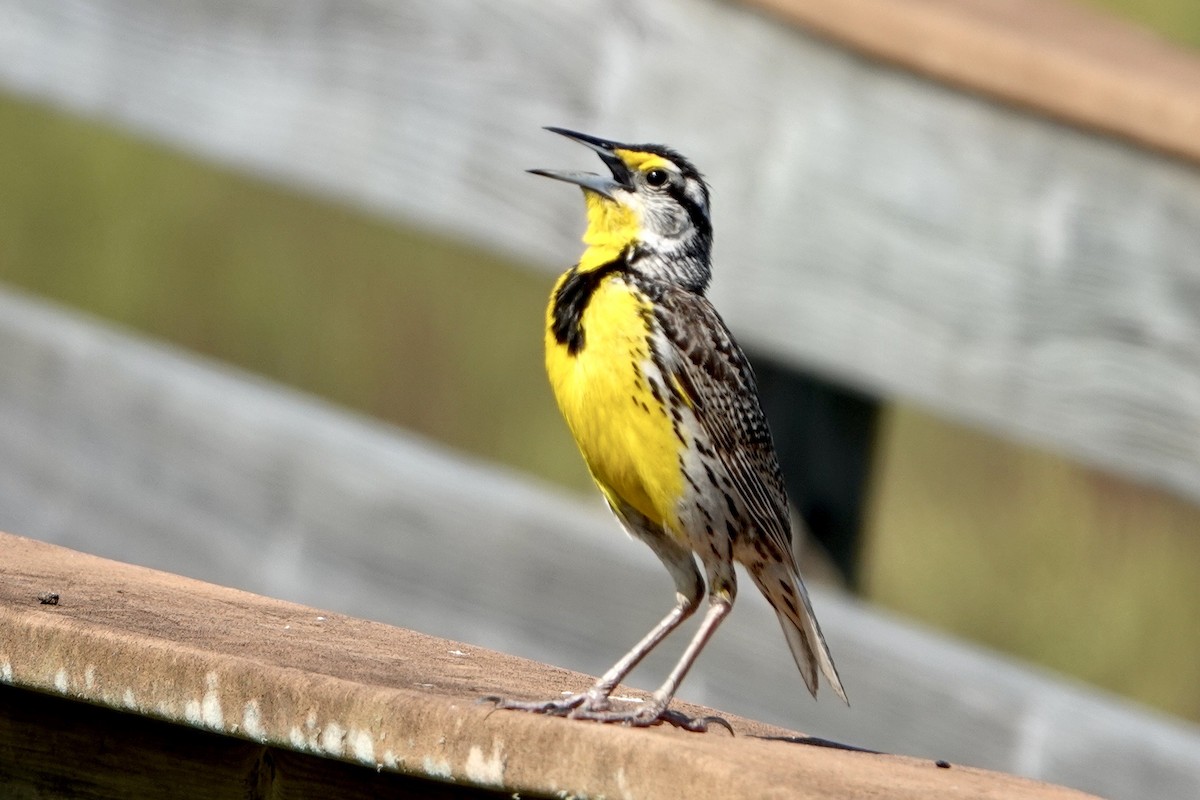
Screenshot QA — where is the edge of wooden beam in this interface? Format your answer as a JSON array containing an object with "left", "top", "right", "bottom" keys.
[
  {"left": 744, "top": 0, "right": 1200, "bottom": 164},
  {"left": 0, "top": 531, "right": 1098, "bottom": 799}
]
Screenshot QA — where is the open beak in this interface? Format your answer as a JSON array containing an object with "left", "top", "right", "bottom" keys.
[{"left": 528, "top": 127, "right": 633, "bottom": 200}]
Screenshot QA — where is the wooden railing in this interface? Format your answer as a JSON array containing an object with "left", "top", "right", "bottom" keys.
[
  {"left": 4, "top": 0, "right": 1198, "bottom": 507},
  {"left": 2, "top": 531, "right": 1104, "bottom": 799},
  {"left": 747, "top": 0, "right": 1200, "bottom": 162}
]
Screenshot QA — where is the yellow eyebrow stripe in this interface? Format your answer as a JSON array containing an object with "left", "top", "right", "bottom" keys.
[{"left": 615, "top": 149, "right": 675, "bottom": 172}]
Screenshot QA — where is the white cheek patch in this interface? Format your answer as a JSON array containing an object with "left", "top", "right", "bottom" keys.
[{"left": 618, "top": 190, "right": 644, "bottom": 214}]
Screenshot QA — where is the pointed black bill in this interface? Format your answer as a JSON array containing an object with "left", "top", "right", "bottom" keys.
[{"left": 529, "top": 126, "right": 633, "bottom": 198}]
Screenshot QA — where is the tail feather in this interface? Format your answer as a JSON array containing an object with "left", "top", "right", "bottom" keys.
[{"left": 754, "top": 565, "right": 848, "bottom": 704}]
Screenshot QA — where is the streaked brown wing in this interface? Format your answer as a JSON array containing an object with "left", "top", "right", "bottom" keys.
[{"left": 652, "top": 285, "right": 795, "bottom": 563}]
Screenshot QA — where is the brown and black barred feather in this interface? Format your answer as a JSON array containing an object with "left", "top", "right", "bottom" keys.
[
  {"left": 652, "top": 283, "right": 847, "bottom": 701},
  {"left": 652, "top": 286, "right": 792, "bottom": 559}
]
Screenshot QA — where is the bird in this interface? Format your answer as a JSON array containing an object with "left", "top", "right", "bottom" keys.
[{"left": 490, "top": 127, "right": 847, "bottom": 731}]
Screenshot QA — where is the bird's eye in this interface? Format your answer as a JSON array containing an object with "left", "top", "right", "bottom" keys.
[{"left": 645, "top": 168, "right": 670, "bottom": 187}]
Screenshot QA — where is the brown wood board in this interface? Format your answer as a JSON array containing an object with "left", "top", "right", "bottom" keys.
[
  {"left": 744, "top": 0, "right": 1200, "bottom": 164},
  {"left": 0, "top": 531, "right": 1100, "bottom": 798}
]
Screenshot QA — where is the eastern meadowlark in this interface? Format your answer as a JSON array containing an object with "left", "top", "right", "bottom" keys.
[{"left": 492, "top": 127, "right": 847, "bottom": 730}]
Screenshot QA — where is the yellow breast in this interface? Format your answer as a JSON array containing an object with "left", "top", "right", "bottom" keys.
[{"left": 545, "top": 272, "right": 685, "bottom": 533}]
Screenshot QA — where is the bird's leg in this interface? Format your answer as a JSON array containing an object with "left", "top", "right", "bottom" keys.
[
  {"left": 576, "top": 589, "right": 697, "bottom": 709},
  {"left": 572, "top": 560, "right": 737, "bottom": 730},
  {"left": 567, "top": 590, "right": 732, "bottom": 731},
  {"left": 486, "top": 539, "right": 704, "bottom": 718},
  {"left": 486, "top": 591, "right": 698, "bottom": 716}
]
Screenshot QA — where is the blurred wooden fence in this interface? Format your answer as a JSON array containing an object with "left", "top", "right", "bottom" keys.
[
  {"left": 4, "top": 0, "right": 1199, "bottom": 505},
  {"left": 2, "top": 1, "right": 1200, "bottom": 799},
  {"left": 5, "top": 285, "right": 1198, "bottom": 800}
]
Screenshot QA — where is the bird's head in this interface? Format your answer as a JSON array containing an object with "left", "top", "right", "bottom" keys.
[{"left": 532, "top": 127, "right": 713, "bottom": 293}]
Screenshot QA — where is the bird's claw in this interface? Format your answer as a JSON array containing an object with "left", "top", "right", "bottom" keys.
[
  {"left": 660, "top": 710, "right": 734, "bottom": 734},
  {"left": 481, "top": 692, "right": 594, "bottom": 717},
  {"left": 482, "top": 694, "right": 731, "bottom": 733}
]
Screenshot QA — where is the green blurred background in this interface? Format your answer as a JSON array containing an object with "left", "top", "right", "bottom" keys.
[{"left": 2, "top": 1, "right": 1199, "bottom": 725}]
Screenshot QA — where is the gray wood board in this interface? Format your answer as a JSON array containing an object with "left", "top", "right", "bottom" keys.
[
  {"left": 2, "top": 0, "right": 1199, "bottom": 505},
  {"left": 0, "top": 287, "right": 1197, "bottom": 800}
]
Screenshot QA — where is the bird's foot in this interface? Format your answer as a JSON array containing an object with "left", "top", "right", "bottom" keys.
[
  {"left": 569, "top": 702, "right": 733, "bottom": 733},
  {"left": 483, "top": 693, "right": 731, "bottom": 733},
  {"left": 481, "top": 691, "right": 602, "bottom": 717}
]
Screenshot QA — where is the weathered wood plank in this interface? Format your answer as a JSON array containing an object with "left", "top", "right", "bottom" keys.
[
  {"left": 1, "top": 0, "right": 1199, "bottom": 505},
  {"left": 746, "top": 0, "right": 1200, "bottom": 163},
  {"left": 0, "top": 533, "right": 1100, "bottom": 800},
  {"left": 1, "top": 288, "right": 1198, "bottom": 800}
]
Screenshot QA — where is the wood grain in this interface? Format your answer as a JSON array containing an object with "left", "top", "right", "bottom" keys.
[
  {"left": 0, "top": 532, "right": 1100, "bottom": 800},
  {"left": 744, "top": 0, "right": 1200, "bottom": 162}
]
